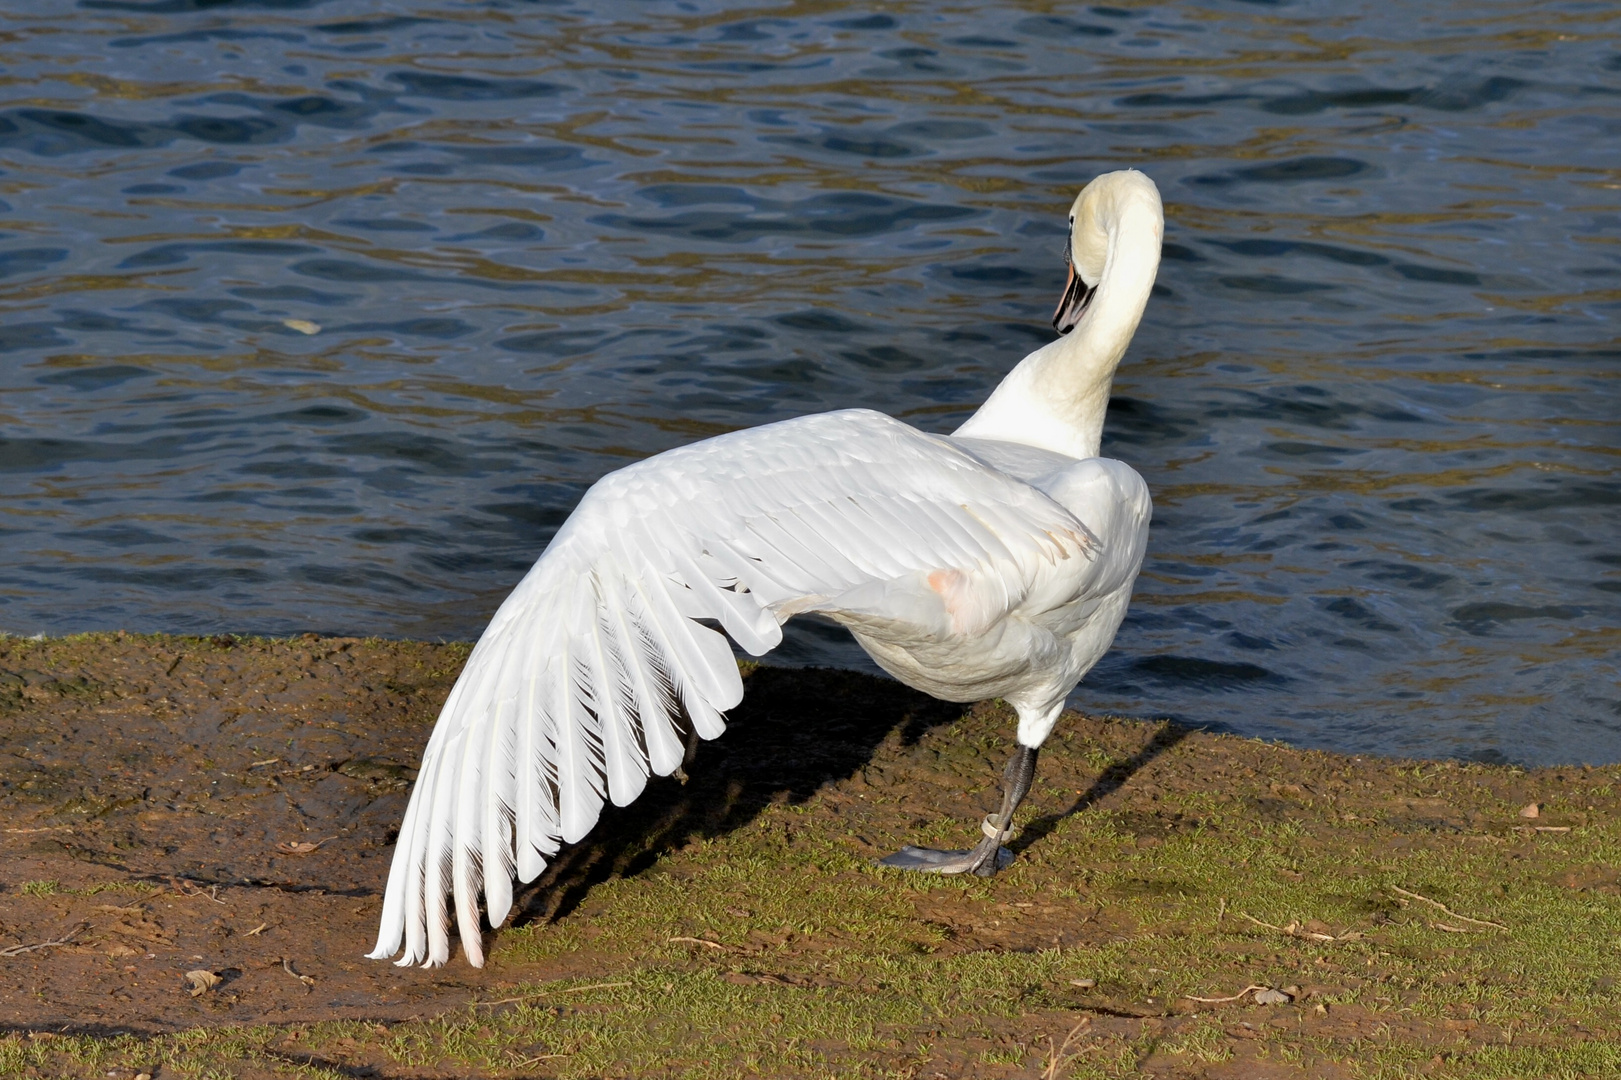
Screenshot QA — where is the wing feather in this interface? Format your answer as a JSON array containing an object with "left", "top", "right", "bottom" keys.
[
  {"left": 587, "top": 573, "right": 651, "bottom": 808},
  {"left": 451, "top": 694, "right": 492, "bottom": 968},
  {"left": 514, "top": 651, "right": 561, "bottom": 881},
  {"left": 372, "top": 408, "right": 1109, "bottom": 967},
  {"left": 481, "top": 695, "right": 517, "bottom": 926}
]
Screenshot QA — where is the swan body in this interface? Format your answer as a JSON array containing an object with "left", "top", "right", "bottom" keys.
[{"left": 370, "top": 169, "right": 1164, "bottom": 968}]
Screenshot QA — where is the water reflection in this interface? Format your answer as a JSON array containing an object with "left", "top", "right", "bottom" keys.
[{"left": 0, "top": 0, "right": 1617, "bottom": 766}]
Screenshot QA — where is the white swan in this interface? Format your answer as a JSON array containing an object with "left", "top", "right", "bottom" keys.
[{"left": 369, "top": 169, "right": 1163, "bottom": 968}]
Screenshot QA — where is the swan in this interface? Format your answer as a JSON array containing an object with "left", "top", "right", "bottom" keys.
[{"left": 369, "top": 169, "right": 1163, "bottom": 968}]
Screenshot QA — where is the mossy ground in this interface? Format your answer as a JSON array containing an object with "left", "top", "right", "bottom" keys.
[{"left": 1, "top": 633, "right": 1617, "bottom": 1078}]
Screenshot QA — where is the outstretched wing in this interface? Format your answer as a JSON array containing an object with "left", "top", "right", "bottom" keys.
[{"left": 368, "top": 409, "right": 1095, "bottom": 967}]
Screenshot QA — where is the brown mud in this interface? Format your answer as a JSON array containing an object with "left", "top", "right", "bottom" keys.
[
  {"left": 0, "top": 632, "right": 974, "bottom": 1035},
  {"left": 0, "top": 633, "right": 1617, "bottom": 1078}
]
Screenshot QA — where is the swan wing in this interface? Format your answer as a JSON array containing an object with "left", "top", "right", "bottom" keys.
[{"left": 368, "top": 408, "right": 1095, "bottom": 967}]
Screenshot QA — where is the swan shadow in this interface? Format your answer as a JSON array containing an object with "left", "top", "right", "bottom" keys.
[
  {"left": 1008, "top": 718, "right": 1194, "bottom": 856},
  {"left": 507, "top": 663, "right": 962, "bottom": 929}
]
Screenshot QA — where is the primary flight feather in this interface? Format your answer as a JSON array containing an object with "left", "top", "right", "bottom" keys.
[{"left": 371, "top": 169, "right": 1163, "bottom": 967}]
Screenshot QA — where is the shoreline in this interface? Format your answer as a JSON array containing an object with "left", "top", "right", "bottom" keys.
[
  {"left": 3, "top": 628, "right": 1600, "bottom": 772},
  {"left": 2, "top": 632, "right": 1617, "bottom": 1078}
]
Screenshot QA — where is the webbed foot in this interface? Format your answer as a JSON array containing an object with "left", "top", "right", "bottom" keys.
[
  {"left": 879, "top": 840, "right": 1014, "bottom": 875},
  {"left": 876, "top": 744, "right": 1041, "bottom": 879}
]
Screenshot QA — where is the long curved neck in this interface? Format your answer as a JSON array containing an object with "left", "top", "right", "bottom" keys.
[{"left": 952, "top": 205, "right": 1161, "bottom": 460}]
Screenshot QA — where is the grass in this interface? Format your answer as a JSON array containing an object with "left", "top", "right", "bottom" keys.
[
  {"left": 1, "top": 635, "right": 1617, "bottom": 1078},
  {"left": 9, "top": 775, "right": 1621, "bottom": 1078}
]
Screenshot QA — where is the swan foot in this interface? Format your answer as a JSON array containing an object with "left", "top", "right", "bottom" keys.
[
  {"left": 879, "top": 840, "right": 1013, "bottom": 875},
  {"left": 876, "top": 744, "right": 1040, "bottom": 879}
]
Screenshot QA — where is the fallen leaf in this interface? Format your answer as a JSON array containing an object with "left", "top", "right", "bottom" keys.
[
  {"left": 1253, "top": 987, "right": 1292, "bottom": 1005},
  {"left": 282, "top": 319, "right": 320, "bottom": 335},
  {"left": 1519, "top": 802, "right": 1540, "bottom": 819},
  {"left": 185, "top": 969, "right": 221, "bottom": 997},
  {"left": 276, "top": 836, "right": 336, "bottom": 855}
]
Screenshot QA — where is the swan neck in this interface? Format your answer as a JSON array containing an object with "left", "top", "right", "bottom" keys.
[{"left": 953, "top": 202, "right": 1161, "bottom": 460}]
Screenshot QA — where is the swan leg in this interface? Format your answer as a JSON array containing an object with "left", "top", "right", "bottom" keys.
[
  {"left": 672, "top": 719, "right": 701, "bottom": 784},
  {"left": 879, "top": 745, "right": 1039, "bottom": 877}
]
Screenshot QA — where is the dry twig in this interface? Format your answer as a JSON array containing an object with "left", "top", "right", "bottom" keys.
[
  {"left": 509, "top": 1052, "right": 566, "bottom": 1067},
  {"left": 276, "top": 837, "right": 337, "bottom": 855},
  {"left": 1184, "top": 984, "right": 1270, "bottom": 1004},
  {"left": 1041, "top": 1017, "right": 1093, "bottom": 1080},
  {"left": 668, "top": 936, "right": 728, "bottom": 950},
  {"left": 1391, "top": 886, "right": 1507, "bottom": 931},
  {"left": 281, "top": 957, "right": 315, "bottom": 993},
  {"left": 476, "top": 980, "right": 632, "bottom": 1007},
  {"left": 1238, "top": 912, "right": 1361, "bottom": 942},
  {"left": 0, "top": 924, "right": 85, "bottom": 957}
]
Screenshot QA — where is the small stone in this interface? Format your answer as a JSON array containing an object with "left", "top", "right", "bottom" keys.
[
  {"left": 1519, "top": 802, "right": 1540, "bottom": 819},
  {"left": 1253, "top": 987, "right": 1292, "bottom": 1005}
]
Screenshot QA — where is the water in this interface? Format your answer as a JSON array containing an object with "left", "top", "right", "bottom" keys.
[{"left": 0, "top": 1, "right": 1617, "bottom": 767}]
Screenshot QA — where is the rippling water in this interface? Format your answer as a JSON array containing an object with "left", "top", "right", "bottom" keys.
[{"left": 1, "top": 1, "right": 1617, "bottom": 765}]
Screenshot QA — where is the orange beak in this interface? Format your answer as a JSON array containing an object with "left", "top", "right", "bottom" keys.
[{"left": 1051, "top": 258, "right": 1096, "bottom": 335}]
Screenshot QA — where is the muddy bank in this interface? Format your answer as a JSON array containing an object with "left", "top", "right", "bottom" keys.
[
  {"left": 0, "top": 632, "right": 970, "bottom": 1035},
  {"left": 0, "top": 633, "right": 476, "bottom": 1032},
  {"left": 1, "top": 634, "right": 1617, "bottom": 1078}
]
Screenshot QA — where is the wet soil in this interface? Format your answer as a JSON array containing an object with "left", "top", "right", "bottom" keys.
[
  {"left": 0, "top": 634, "right": 479, "bottom": 1032},
  {"left": 0, "top": 632, "right": 973, "bottom": 1035},
  {"left": 1, "top": 633, "right": 1617, "bottom": 1078}
]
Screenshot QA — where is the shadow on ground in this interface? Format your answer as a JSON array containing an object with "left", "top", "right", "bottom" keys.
[
  {"left": 0, "top": 636, "right": 964, "bottom": 1034},
  {"left": 514, "top": 663, "right": 966, "bottom": 927}
]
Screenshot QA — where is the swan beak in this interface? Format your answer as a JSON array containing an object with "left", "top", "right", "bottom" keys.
[{"left": 1051, "top": 259, "right": 1096, "bottom": 336}]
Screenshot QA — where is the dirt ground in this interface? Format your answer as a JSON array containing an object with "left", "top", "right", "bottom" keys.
[{"left": 1, "top": 633, "right": 1618, "bottom": 1079}]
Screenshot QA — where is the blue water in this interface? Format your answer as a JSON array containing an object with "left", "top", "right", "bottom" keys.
[{"left": 0, "top": 0, "right": 1617, "bottom": 766}]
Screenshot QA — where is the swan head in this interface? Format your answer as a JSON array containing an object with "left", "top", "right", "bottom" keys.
[{"left": 1053, "top": 169, "right": 1164, "bottom": 334}]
